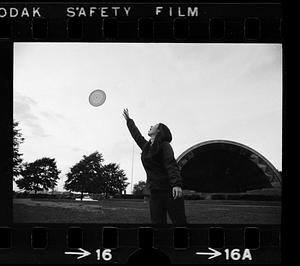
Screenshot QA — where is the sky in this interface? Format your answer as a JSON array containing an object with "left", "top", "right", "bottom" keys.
[{"left": 13, "top": 43, "right": 282, "bottom": 193}]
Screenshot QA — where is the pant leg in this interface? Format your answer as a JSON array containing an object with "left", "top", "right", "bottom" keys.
[
  {"left": 166, "top": 192, "right": 187, "bottom": 225},
  {"left": 149, "top": 190, "right": 167, "bottom": 224}
]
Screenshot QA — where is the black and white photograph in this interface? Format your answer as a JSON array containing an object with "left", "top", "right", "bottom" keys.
[{"left": 13, "top": 43, "right": 282, "bottom": 225}]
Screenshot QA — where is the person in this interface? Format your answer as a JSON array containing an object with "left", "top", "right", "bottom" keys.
[{"left": 123, "top": 108, "right": 187, "bottom": 225}]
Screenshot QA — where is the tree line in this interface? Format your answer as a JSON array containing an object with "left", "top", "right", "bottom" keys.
[{"left": 13, "top": 121, "right": 130, "bottom": 200}]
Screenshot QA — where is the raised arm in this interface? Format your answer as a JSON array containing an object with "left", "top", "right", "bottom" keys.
[{"left": 123, "top": 108, "right": 147, "bottom": 150}]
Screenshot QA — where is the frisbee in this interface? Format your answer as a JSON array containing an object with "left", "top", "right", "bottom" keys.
[{"left": 89, "top": 89, "right": 106, "bottom": 107}]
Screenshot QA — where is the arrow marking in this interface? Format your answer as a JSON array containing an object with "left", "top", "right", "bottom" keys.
[
  {"left": 196, "top": 247, "right": 222, "bottom": 260},
  {"left": 65, "top": 248, "right": 91, "bottom": 259}
]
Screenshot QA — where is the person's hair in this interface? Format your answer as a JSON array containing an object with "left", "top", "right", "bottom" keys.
[
  {"left": 142, "top": 123, "right": 172, "bottom": 157},
  {"left": 156, "top": 123, "right": 172, "bottom": 143}
]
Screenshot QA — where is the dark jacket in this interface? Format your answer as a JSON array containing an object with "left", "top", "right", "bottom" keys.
[{"left": 126, "top": 118, "right": 182, "bottom": 190}]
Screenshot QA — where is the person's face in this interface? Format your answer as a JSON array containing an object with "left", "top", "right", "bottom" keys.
[{"left": 148, "top": 123, "right": 160, "bottom": 137}]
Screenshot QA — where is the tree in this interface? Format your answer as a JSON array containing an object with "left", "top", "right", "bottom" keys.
[
  {"left": 64, "top": 151, "right": 104, "bottom": 201},
  {"left": 15, "top": 157, "right": 61, "bottom": 194},
  {"left": 133, "top": 181, "right": 147, "bottom": 195},
  {"left": 95, "top": 163, "right": 129, "bottom": 198},
  {"left": 13, "top": 121, "right": 25, "bottom": 179},
  {"left": 64, "top": 152, "right": 129, "bottom": 200}
]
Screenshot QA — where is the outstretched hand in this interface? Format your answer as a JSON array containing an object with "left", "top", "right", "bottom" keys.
[{"left": 123, "top": 108, "right": 130, "bottom": 121}]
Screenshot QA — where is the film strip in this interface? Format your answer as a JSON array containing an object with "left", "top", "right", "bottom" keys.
[
  {"left": 0, "top": 3, "right": 282, "bottom": 41},
  {"left": 0, "top": 225, "right": 281, "bottom": 263},
  {"left": 0, "top": 1, "right": 283, "bottom": 264}
]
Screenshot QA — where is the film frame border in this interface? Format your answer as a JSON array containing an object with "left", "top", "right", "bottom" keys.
[
  {"left": 0, "top": 3, "right": 282, "bottom": 42},
  {"left": 0, "top": 1, "right": 284, "bottom": 264}
]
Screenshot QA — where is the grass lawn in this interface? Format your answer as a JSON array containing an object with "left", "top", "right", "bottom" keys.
[{"left": 13, "top": 198, "right": 281, "bottom": 224}]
